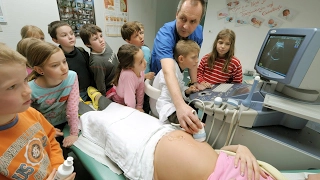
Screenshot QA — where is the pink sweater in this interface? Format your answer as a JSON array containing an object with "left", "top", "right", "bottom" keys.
[{"left": 112, "top": 70, "right": 145, "bottom": 109}]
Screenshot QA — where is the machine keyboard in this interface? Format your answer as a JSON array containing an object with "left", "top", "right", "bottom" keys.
[{"left": 212, "top": 84, "right": 234, "bottom": 92}]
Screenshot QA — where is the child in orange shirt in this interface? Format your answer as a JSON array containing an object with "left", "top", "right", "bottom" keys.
[{"left": 0, "top": 43, "right": 75, "bottom": 180}]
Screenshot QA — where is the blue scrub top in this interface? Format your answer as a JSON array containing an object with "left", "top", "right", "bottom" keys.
[{"left": 151, "top": 20, "right": 203, "bottom": 74}]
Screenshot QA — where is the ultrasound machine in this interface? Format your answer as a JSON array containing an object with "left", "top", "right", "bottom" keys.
[{"left": 191, "top": 28, "right": 320, "bottom": 170}]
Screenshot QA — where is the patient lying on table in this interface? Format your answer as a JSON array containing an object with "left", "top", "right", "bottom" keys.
[{"left": 80, "top": 101, "right": 284, "bottom": 180}]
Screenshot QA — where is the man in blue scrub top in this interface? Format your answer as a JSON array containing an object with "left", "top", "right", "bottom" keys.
[
  {"left": 151, "top": 0, "right": 206, "bottom": 134},
  {"left": 151, "top": 21, "right": 203, "bottom": 74}
]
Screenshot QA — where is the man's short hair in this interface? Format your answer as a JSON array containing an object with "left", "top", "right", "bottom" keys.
[{"left": 177, "top": 0, "right": 206, "bottom": 19}]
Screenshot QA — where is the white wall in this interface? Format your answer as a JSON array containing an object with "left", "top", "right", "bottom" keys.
[
  {"left": 201, "top": 0, "right": 320, "bottom": 73},
  {"left": 0, "top": 0, "right": 170, "bottom": 52},
  {"left": 4, "top": 0, "right": 318, "bottom": 71},
  {"left": 155, "top": 0, "right": 179, "bottom": 34}
]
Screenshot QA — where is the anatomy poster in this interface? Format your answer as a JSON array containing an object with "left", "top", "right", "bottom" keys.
[{"left": 104, "top": 0, "right": 128, "bottom": 37}]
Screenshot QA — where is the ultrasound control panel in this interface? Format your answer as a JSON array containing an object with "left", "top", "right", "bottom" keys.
[
  {"left": 190, "top": 83, "right": 263, "bottom": 104},
  {"left": 189, "top": 83, "right": 308, "bottom": 129}
]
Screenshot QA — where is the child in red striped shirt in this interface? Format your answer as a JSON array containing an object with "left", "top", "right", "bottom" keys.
[{"left": 197, "top": 29, "right": 242, "bottom": 88}]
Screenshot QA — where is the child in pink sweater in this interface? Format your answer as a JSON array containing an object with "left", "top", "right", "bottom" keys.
[{"left": 111, "top": 44, "right": 146, "bottom": 112}]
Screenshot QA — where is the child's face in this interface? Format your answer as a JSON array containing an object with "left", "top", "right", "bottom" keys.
[
  {"left": 88, "top": 32, "right": 105, "bottom": 53},
  {"left": 180, "top": 51, "right": 199, "bottom": 70},
  {"left": 36, "top": 49, "right": 69, "bottom": 82},
  {"left": 127, "top": 31, "right": 144, "bottom": 47},
  {"left": 216, "top": 37, "right": 231, "bottom": 58},
  {"left": 0, "top": 63, "right": 31, "bottom": 116},
  {"left": 54, "top": 25, "right": 76, "bottom": 48},
  {"left": 131, "top": 49, "right": 146, "bottom": 76}
]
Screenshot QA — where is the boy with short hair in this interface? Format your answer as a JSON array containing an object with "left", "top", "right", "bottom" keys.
[
  {"left": 79, "top": 24, "right": 119, "bottom": 97},
  {"left": 0, "top": 43, "right": 75, "bottom": 180},
  {"left": 152, "top": 40, "right": 200, "bottom": 123},
  {"left": 121, "top": 21, "right": 154, "bottom": 79},
  {"left": 48, "top": 20, "right": 94, "bottom": 101}
]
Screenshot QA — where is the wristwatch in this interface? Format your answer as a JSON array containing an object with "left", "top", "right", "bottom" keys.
[{"left": 189, "top": 82, "right": 198, "bottom": 86}]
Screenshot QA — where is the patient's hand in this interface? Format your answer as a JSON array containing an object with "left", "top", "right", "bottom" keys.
[
  {"left": 234, "top": 145, "right": 267, "bottom": 180},
  {"left": 55, "top": 128, "right": 64, "bottom": 137},
  {"left": 308, "top": 173, "right": 320, "bottom": 180},
  {"left": 62, "top": 135, "right": 78, "bottom": 147},
  {"left": 145, "top": 72, "right": 155, "bottom": 80},
  {"left": 47, "top": 168, "right": 76, "bottom": 180}
]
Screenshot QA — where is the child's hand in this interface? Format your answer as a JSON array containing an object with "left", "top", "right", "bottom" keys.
[
  {"left": 194, "top": 82, "right": 206, "bottom": 91},
  {"left": 136, "top": 108, "right": 144, "bottom": 113},
  {"left": 185, "top": 85, "right": 199, "bottom": 95},
  {"left": 200, "top": 82, "right": 212, "bottom": 89},
  {"left": 47, "top": 168, "right": 76, "bottom": 180},
  {"left": 189, "top": 85, "right": 199, "bottom": 93},
  {"left": 62, "top": 135, "right": 78, "bottom": 148},
  {"left": 145, "top": 72, "right": 155, "bottom": 80},
  {"left": 55, "top": 128, "right": 64, "bottom": 137}
]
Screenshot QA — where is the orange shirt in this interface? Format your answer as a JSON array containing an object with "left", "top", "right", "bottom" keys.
[{"left": 0, "top": 107, "right": 64, "bottom": 180}]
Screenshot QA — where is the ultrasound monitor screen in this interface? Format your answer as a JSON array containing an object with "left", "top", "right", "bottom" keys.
[{"left": 257, "top": 35, "right": 305, "bottom": 77}]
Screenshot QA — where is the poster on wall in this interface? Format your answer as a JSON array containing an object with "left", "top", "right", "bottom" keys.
[
  {"left": 0, "top": 0, "right": 6, "bottom": 22},
  {"left": 56, "top": 0, "right": 96, "bottom": 36},
  {"left": 217, "top": 0, "right": 299, "bottom": 29},
  {"left": 104, "top": 0, "right": 128, "bottom": 37}
]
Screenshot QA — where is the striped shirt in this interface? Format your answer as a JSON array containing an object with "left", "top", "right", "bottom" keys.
[{"left": 197, "top": 54, "right": 242, "bottom": 84}]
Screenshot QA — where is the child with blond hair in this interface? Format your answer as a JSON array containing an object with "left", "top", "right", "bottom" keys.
[
  {"left": 16, "top": 38, "right": 43, "bottom": 74},
  {"left": 0, "top": 43, "right": 75, "bottom": 180},
  {"left": 20, "top": 25, "right": 45, "bottom": 41},
  {"left": 26, "top": 41, "right": 80, "bottom": 150},
  {"left": 153, "top": 40, "right": 200, "bottom": 123},
  {"left": 19, "top": 25, "right": 45, "bottom": 74}
]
